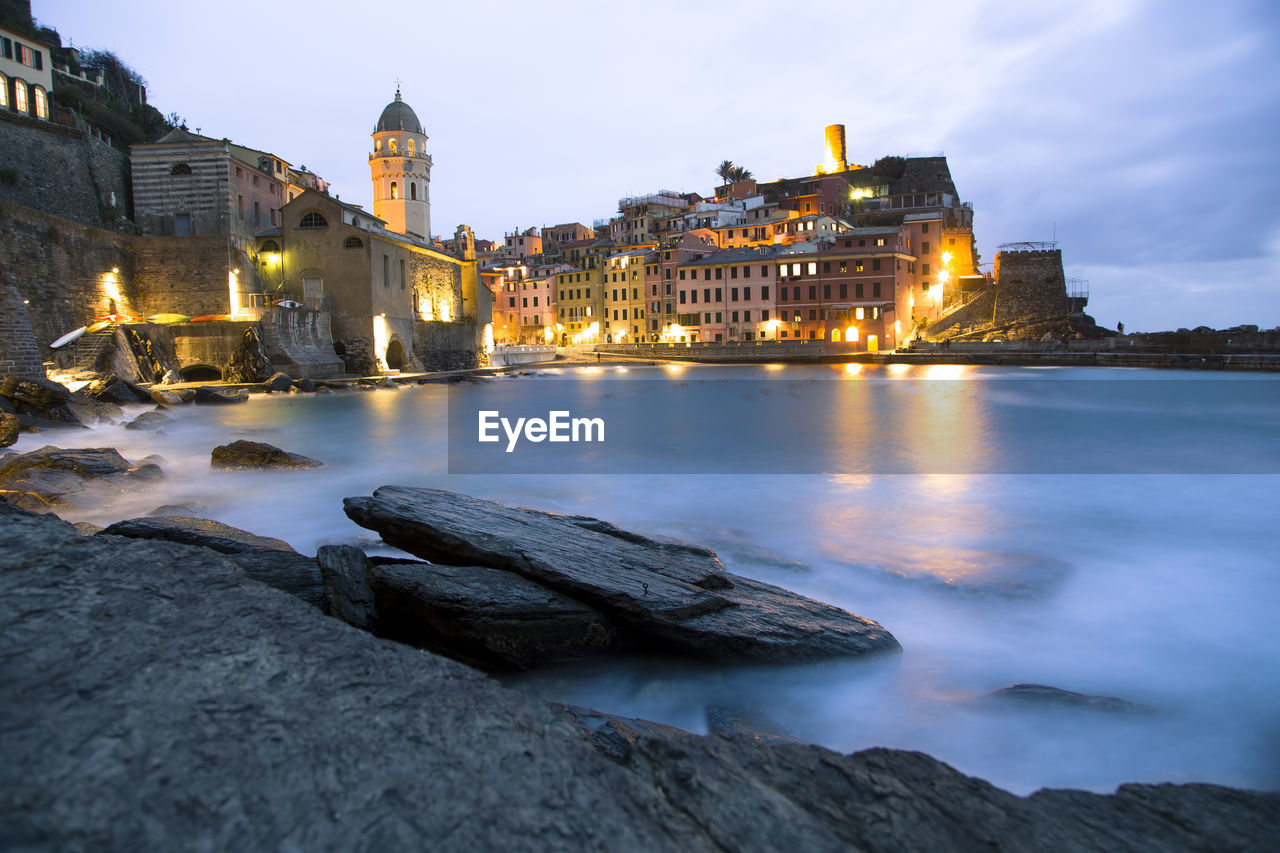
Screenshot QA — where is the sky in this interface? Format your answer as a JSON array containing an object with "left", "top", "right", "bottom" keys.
[{"left": 36, "top": 0, "right": 1280, "bottom": 331}]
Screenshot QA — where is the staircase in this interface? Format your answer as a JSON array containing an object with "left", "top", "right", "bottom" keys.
[{"left": 57, "top": 330, "right": 115, "bottom": 371}]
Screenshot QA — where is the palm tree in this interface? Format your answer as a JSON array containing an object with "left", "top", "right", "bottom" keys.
[
  {"left": 728, "top": 166, "right": 754, "bottom": 182},
  {"left": 715, "top": 160, "right": 736, "bottom": 185}
]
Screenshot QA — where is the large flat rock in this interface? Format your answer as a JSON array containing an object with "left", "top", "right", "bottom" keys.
[
  {"left": 344, "top": 487, "right": 899, "bottom": 662},
  {"left": 2, "top": 511, "right": 1276, "bottom": 851}
]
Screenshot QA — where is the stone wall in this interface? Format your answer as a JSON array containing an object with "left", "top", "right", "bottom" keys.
[
  {"left": 992, "top": 249, "right": 1070, "bottom": 325},
  {"left": 130, "top": 236, "right": 239, "bottom": 319},
  {"left": 0, "top": 199, "right": 132, "bottom": 349},
  {"left": 258, "top": 306, "right": 346, "bottom": 378},
  {"left": 0, "top": 111, "right": 130, "bottom": 228},
  {"left": 413, "top": 320, "right": 487, "bottom": 371},
  {"left": 927, "top": 288, "right": 997, "bottom": 338},
  {"left": 0, "top": 276, "right": 45, "bottom": 378}
]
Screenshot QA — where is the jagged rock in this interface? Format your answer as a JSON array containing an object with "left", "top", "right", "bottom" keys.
[
  {"left": 985, "top": 683, "right": 1155, "bottom": 714},
  {"left": 193, "top": 386, "right": 249, "bottom": 405},
  {"left": 317, "top": 545, "right": 378, "bottom": 629},
  {"left": 73, "top": 521, "right": 102, "bottom": 536},
  {"left": 0, "top": 375, "right": 70, "bottom": 410},
  {"left": 100, "top": 515, "right": 323, "bottom": 607},
  {"left": 159, "top": 369, "right": 181, "bottom": 385},
  {"left": 343, "top": 487, "right": 900, "bottom": 663},
  {"left": 147, "top": 503, "right": 211, "bottom": 518},
  {"left": 0, "top": 413, "right": 17, "bottom": 448},
  {"left": 369, "top": 557, "right": 629, "bottom": 669},
  {"left": 65, "top": 392, "right": 123, "bottom": 424},
  {"left": 293, "top": 377, "right": 316, "bottom": 392},
  {"left": 265, "top": 372, "right": 294, "bottom": 392},
  {"left": 99, "top": 515, "right": 296, "bottom": 554},
  {"left": 559, "top": 704, "right": 694, "bottom": 763},
  {"left": 706, "top": 705, "right": 801, "bottom": 745},
  {"left": 150, "top": 389, "right": 187, "bottom": 405},
  {"left": 0, "top": 446, "right": 154, "bottom": 512},
  {"left": 124, "top": 410, "right": 172, "bottom": 431},
  {"left": 89, "top": 376, "right": 151, "bottom": 405},
  {"left": 210, "top": 440, "right": 323, "bottom": 470},
  {"left": 2, "top": 511, "right": 1278, "bottom": 851}
]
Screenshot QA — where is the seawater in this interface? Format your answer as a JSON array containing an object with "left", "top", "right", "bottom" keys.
[{"left": 14, "top": 364, "right": 1280, "bottom": 795}]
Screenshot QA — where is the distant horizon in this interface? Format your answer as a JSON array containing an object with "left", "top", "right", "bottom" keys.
[{"left": 30, "top": 0, "right": 1280, "bottom": 332}]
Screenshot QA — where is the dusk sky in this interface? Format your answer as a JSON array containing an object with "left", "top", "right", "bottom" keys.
[{"left": 39, "top": 0, "right": 1280, "bottom": 331}]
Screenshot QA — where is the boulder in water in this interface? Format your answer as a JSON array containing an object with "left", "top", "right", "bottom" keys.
[
  {"left": 193, "top": 386, "right": 249, "bottom": 405},
  {"left": 0, "top": 446, "right": 157, "bottom": 512},
  {"left": 264, "top": 372, "right": 294, "bottom": 392},
  {"left": 343, "top": 487, "right": 899, "bottom": 663},
  {"left": 985, "top": 683, "right": 1154, "bottom": 714},
  {"left": 125, "top": 410, "right": 172, "bottom": 431},
  {"left": 210, "top": 440, "right": 323, "bottom": 470}
]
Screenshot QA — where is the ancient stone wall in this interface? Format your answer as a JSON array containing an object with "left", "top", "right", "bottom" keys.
[
  {"left": 0, "top": 199, "right": 132, "bottom": 349},
  {"left": 129, "top": 236, "right": 235, "bottom": 319},
  {"left": 0, "top": 111, "right": 130, "bottom": 227},
  {"left": 412, "top": 320, "right": 487, "bottom": 371},
  {"left": 927, "top": 288, "right": 996, "bottom": 338},
  {"left": 408, "top": 251, "right": 463, "bottom": 322},
  {"left": 992, "top": 249, "right": 1070, "bottom": 325},
  {"left": 0, "top": 277, "right": 45, "bottom": 378},
  {"left": 258, "top": 306, "right": 346, "bottom": 379}
]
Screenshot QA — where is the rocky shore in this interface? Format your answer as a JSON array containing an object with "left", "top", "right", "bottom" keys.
[{"left": 2, "top": 480, "right": 1277, "bottom": 849}]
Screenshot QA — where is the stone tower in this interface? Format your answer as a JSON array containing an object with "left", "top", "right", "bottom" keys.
[{"left": 370, "top": 88, "right": 431, "bottom": 240}]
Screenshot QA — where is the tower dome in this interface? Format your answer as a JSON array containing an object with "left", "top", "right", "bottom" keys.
[{"left": 375, "top": 89, "right": 423, "bottom": 134}]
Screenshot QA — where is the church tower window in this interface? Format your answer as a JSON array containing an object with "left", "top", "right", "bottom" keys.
[
  {"left": 389, "top": 139, "right": 397, "bottom": 153},
  {"left": 407, "top": 139, "right": 415, "bottom": 156},
  {"left": 390, "top": 182, "right": 398, "bottom": 200},
  {"left": 410, "top": 182, "right": 416, "bottom": 200}
]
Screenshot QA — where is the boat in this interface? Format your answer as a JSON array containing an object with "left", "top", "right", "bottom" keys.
[
  {"left": 274, "top": 299, "right": 302, "bottom": 308},
  {"left": 146, "top": 313, "right": 190, "bottom": 324},
  {"left": 188, "top": 314, "right": 233, "bottom": 322},
  {"left": 86, "top": 320, "right": 112, "bottom": 333},
  {"left": 50, "top": 326, "right": 87, "bottom": 349}
]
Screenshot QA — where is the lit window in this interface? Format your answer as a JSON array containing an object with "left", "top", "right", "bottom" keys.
[
  {"left": 13, "top": 79, "right": 27, "bottom": 114},
  {"left": 375, "top": 140, "right": 381, "bottom": 152},
  {"left": 389, "top": 139, "right": 397, "bottom": 153},
  {"left": 390, "top": 182, "right": 398, "bottom": 199},
  {"left": 298, "top": 211, "right": 328, "bottom": 228},
  {"left": 408, "top": 138, "right": 415, "bottom": 155},
  {"left": 855, "top": 307, "right": 864, "bottom": 320},
  {"left": 807, "top": 262, "right": 817, "bottom": 275},
  {"left": 0, "top": 74, "right": 7, "bottom": 109},
  {"left": 33, "top": 86, "right": 46, "bottom": 119}
]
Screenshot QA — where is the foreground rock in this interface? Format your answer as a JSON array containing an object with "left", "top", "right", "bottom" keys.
[
  {"left": 343, "top": 487, "right": 899, "bottom": 663},
  {"left": 2, "top": 511, "right": 1276, "bottom": 851},
  {"left": 0, "top": 446, "right": 161, "bottom": 512},
  {"left": 193, "top": 386, "right": 249, "bottom": 405},
  {"left": 0, "top": 412, "right": 17, "bottom": 448},
  {"left": 985, "top": 683, "right": 1155, "bottom": 714},
  {"left": 211, "top": 440, "right": 323, "bottom": 470},
  {"left": 0, "top": 375, "right": 80, "bottom": 427},
  {"left": 99, "top": 515, "right": 325, "bottom": 609}
]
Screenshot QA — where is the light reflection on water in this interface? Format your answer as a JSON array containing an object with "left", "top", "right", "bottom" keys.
[{"left": 11, "top": 363, "right": 1280, "bottom": 794}]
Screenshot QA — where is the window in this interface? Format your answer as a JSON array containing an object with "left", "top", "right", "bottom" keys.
[
  {"left": 408, "top": 139, "right": 415, "bottom": 155},
  {"left": 761, "top": 286, "right": 769, "bottom": 300},
  {"left": 744, "top": 266, "right": 751, "bottom": 278},
  {"left": 808, "top": 286, "right": 817, "bottom": 300},
  {"left": 730, "top": 266, "right": 738, "bottom": 279},
  {"left": 922, "top": 264, "right": 930, "bottom": 276},
  {"left": 170, "top": 162, "right": 192, "bottom": 175},
  {"left": 922, "top": 242, "right": 930, "bottom": 254},
  {"left": 823, "top": 285, "right": 831, "bottom": 299},
  {"left": 680, "top": 291, "right": 687, "bottom": 304},
  {"left": 856, "top": 307, "right": 865, "bottom": 320},
  {"left": 410, "top": 183, "right": 417, "bottom": 200},
  {"left": 731, "top": 287, "right": 739, "bottom": 301},
  {"left": 839, "top": 284, "right": 847, "bottom": 298},
  {"left": 922, "top": 223, "right": 930, "bottom": 233},
  {"left": 33, "top": 86, "right": 46, "bottom": 119},
  {"left": 389, "top": 139, "right": 397, "bottom": 153},
  {"left": 298, "top": 211, "right": 328, "bottom": 228},
  {"left": 762, "top": 309, "right": 770, "bottom": 322},
  {"left": 0, "top": 74, "right": 7, "bottom": 109},
  {"left": 872, "top": 259, "right": 881, "bottom": 271},
  {"left": 873, "top": 282, "right": 882, "bottom": 297},
  {"left": 400, "top": 259, "right": 406, "bottom": 290},
  {"left": 704, "top": 269, "right": 711, "bottom": 281},
  {"left": 679, "top": 270, "right": 686, "bottom": 280},
  {"left": 876, "top": 238, "right": 886, "bottom": 247},
  {"left": 823, "top": 262, "right": 831, "bottom": 273},
  {"left": 13, "top": 79, "right": 27, "bottom": 114},
  {"left": 715, "top": 268, "right": 722, "bottom": 280},
  {"left": 761, "top": 265, "right": 768, "bottom": 277},
  {"left": 704, "top": 313, "right": 711, "bottom": 323},
  {"left": 390, "top": 182, "right": 398, "bottom": 200},
  {"left": 855, "top": 282, "right": 864, "bottom": 298},
  {"left": 743, "top": 287, "right": 751, "bottom": 300},
  {"left": 344, "top": 236, "right": 364, "bottom": 249},
  {"left": 732, "top": 311, "right": 739, "bottom": 322},
  {"left": 383, "top": 255, "right": 390, "bottom": 287},
  {"left": 704, "top": 288, "right": 711, "bottom": 302},
  {"left": 715, "top": 288, "right": 722, "bottom": 301},
  {"left": 780, "top": 288, "right": 788, "bottom": 302}
]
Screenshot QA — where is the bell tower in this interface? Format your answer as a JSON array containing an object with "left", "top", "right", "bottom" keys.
[{"left": 371, "top": 87, "right": 431, "bottom": 239}]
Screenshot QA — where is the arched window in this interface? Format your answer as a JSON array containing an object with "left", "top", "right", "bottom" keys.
[
  {"left": 0, "top": 74, "right": 7, "bottom": 109},
  {"left": 170, "top": 162, "right": 192, "bottom": 175},
  {"left": 343, "top": 236, "right": 364, "bottom": 249},
  {"left": 390, "top": 182, "right": 398, "bottom": 200},
  {"left": 375, "top": 139, "right": 381, "bottom": 152},
  {"left": 389, "top": 139, "right": 397, "bottom": 154},
  {"left": 407, "top": 138, "right": 415, "bottom": 156},
  {"left": 298, "top": 211, "right": 328, "bottom": 228},
  {"left": 13, "top": 79, "right": 27, "bottom": 115},
  {"left": 259, "top": 240, "right": 281, "bottom": 253},
  {"left": 32, "top": 86, "right": 47, "bottom": 119},
  {"left": 410, "top": 182, "right": 416, "bottom": 200}
]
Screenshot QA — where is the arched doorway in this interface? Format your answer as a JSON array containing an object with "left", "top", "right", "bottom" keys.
[
  {"left": 385, "top": 339, "right": 406, "bottom": 370},
  {"left": 179, "top": 364, "right": 223, "bottom": 382},
  {"left": 831, "top": 329, "right": 842, "bottom": 342}
]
